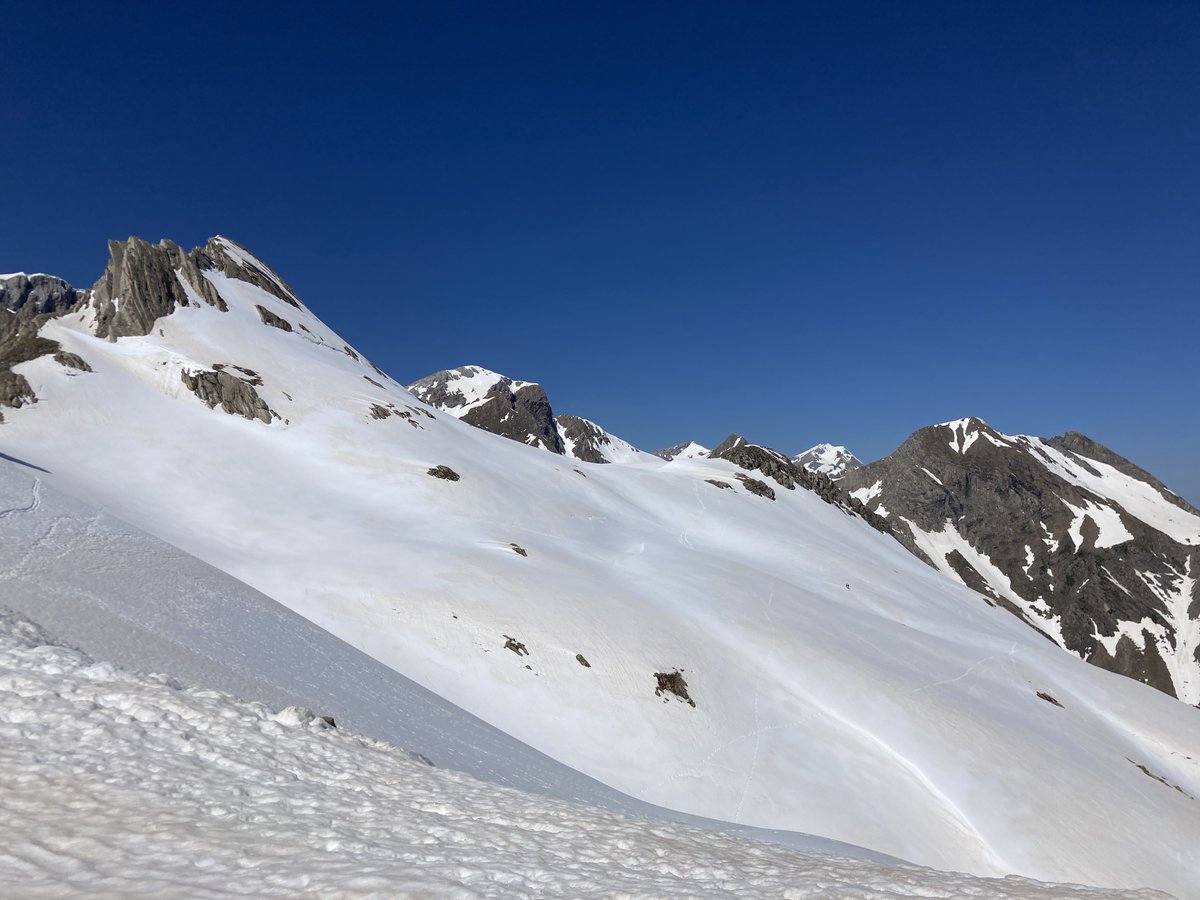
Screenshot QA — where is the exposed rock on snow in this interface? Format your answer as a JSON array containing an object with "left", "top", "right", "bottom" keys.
[
  {"left": 180, "top": 367, "right": 274, "bottom": 424},
  {"left": 408, "top": 365, "right": 565, "bottom": 453},
  {"left": 654, "top": 669, "right": 696, "bottom": 707},
  {"left": 92, "top": 236, "right": 228, "bottom": 339},
  {"left": 255, "top": 303, "right": 293, "bottom": 331}
]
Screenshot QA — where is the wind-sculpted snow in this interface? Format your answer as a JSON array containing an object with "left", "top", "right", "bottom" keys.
[
  {"left": 0, "top": 607, "right": 1166, "bottom": 899},
  {"left": 4, "top": 238, "right": 1200, "bottom": 895}
]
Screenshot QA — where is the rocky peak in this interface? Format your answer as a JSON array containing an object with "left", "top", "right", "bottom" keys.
[
  {"left": 1, "top": 273, "right": 81, "bottom": 315},
  {"left": 407, "top": 366, "right": 564, "bottom": 454},
  {"left": 555, "top": 414, "right": 644, "bottom": 464},
  {"left": 91, "top": 237, "right": 228, "bottom": 339},
  {"left": 89, "top": 235, "right": 303, "bottom": 341},
  {"left": 841, "top": 422, "right": 1200, "bottom": 702}
]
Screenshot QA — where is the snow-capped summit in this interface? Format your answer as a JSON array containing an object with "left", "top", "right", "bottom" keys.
[
  {"left": 793, "top": 443, "right": 863, "bottom": 480},
  {"left": 653, "top": 440, "right": 710, "bottom": 461},
  {"left": 2, "top": 235, "right": 1200, "bottom": 897}
]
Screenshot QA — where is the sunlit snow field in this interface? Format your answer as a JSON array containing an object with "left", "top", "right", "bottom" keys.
[{"left": 0, "top": 606, "right": 1166, "bottom": 899}]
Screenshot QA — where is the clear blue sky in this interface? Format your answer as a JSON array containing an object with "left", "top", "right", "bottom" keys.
[{"left": 3, "top": 2, "right": 1197, "bottom": 503}]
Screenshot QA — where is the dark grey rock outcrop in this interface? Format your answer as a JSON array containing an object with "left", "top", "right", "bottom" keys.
[
  {"left": 0, "top": 274, "right": 80, "bottom": 315},
  {"left": 840, "top": 418, "right": 1200, "bottom": 701},
  {"left": 255, "top": 305, "right": 293, "bottom": 332},
  {"left": 92, "top": 237, "right": 227, "bottom": 339},
  {"left": 408, "top": 367, "right": 564, "bottom": 454},
  {"left": 556, "top": 414, "right": 639, "bottom": 464},
  {"left": 181, "top": 368, "right": 273, "bottom": 424}
]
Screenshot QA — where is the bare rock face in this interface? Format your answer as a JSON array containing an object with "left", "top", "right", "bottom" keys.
[
  {"left": 255, "top": 305, "right": 293, "bottom": 332},
  {"left": 552, "top": 414, "right": 614, "bottom": 463},
  {"left": 0, "top": 273, "right": 80, "bottom": 315},
  {"left": 92, "top": 237, "right": 228, "bottom": 339},
  {"left": 408, "top": 367, "right": 565, "bottom": 454},
  {"left": 841, "top": 417, "right": 1200, "bottom": 702},
  {"left": 181, "top": 368, "right": 273, "bottom": 424}
]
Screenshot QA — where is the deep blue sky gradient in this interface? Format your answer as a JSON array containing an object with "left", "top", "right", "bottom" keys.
[{"left": 3, "top": 1, "right": 1197, "bottom": 502}]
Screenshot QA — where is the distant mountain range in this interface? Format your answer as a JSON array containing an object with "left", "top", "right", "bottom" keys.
[
  {"left": 2, "top": 236, "right": 1198, "bottom": 896},
  {"left": 407, "top": 365, "right": 1200, "bottom": 706}
]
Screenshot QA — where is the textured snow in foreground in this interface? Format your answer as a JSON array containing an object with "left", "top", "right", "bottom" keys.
[{"left": 0, "top": 608, "right": 1163, "bottom": 900}]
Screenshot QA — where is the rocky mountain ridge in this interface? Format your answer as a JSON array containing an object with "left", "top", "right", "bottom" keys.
[
  {"left": 840, "top": 417, "right": 1200, "bottom": 703},
  {"left": 407, "top": 365, "right": 649, "bottom": 464}
]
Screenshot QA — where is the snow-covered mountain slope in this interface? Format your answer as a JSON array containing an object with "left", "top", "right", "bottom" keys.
[
  {"left": 3, "top": 237, "right": 1200, "bottom": 895},
  {"left": 841, "top": 417, "right": 1200, "bottom": 705},
  {"left": 794, "top": 442, "right": 863, "bottom": 480},
  {"left": 408, "top": 364, "right": 649, "bottom": 465},
  {"left": 0, "top": 458, "right": 879, "bottom": 860},
  {"left": 654, "top": 440, "right": 711, "bottom": 461},
  {"left": 1, "top": 608, "right": 1158, "bottom": 900}
]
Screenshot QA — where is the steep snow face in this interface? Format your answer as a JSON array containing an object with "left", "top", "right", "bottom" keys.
[
  {"left": 793, "top": 443, "right": 863, "bottom": 480},
  {"left": 3, "top": 242, "right": 1200, "bottom": 895},
  {"left": 0, "top": 607, "right": 1154, "bottom": 900}
]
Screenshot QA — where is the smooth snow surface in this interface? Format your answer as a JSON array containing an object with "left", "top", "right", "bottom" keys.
[
  {"left": 0, "top": 607, "right": 1166, "bottom": 900},
  {"left": 5, "top": 257, "right": 1200, "bottom": 895},
  {"left": 0, "top": 461, "right": 881, "bottom": 859}
]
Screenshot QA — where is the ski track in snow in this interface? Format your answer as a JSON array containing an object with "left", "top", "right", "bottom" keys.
[{"left": 0, "top": 477, "right": 40, "bottom": 519}]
